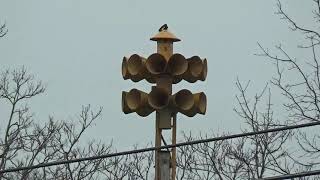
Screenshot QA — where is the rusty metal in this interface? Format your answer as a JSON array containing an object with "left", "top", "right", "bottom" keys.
[
  {"left": 194, "top": 92, "right": 207, "bottom": 115},
  {"left": 201, "top": 58, "right": 208, "bottom": 81},
  {"left": 121, "top": 57, "right": 130, "bottom": 80},
  {"left": 122, "top": 91, "right": 132, "bottom": 114},
  {"left": 146, "top": 53, "right": 167, "bottom": 75},
  {"left": 121, "top": 26, "right": 207, "bottom": 180},
  {"left": 127, "top": 54, "right": 148, "bottom": 82},
  {"left": 172, "top": 89, "right": 194, "bottom": 112},
  {"left": 154, "top": 38, "right": 174, "bottom": 179},
  {"left": 127, "top": 89, "right": 154, "bottom": 117},
  {"left": 150, "top": 30, "right": 181, "bottom": 42},
  {"left": 167, "top": 54, "right": 188, "bottom": 77},
  {"left": 181, "top": 92, "right": 207, "bottom": 117},
  {"left": 184, "top": 56, "right": 208, "bottom": 83},
  {"left": 148, "top": 87, "right": 170, "bottom": 110}
]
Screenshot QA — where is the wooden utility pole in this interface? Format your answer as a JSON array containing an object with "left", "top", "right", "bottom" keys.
[{"left": 171, "top": 114, "right": 177, "bottom": 179}]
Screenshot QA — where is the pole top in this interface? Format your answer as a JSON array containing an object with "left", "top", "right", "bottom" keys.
[{"left": 150, "top": 24, "right": 181, "bottom": 42}]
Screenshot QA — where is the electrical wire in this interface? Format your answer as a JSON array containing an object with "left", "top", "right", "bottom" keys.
[
  {"left": 257, "top": 169, "right": 320, "bottom": 180},
  {"left": 1, "top": 120, "right": 320, "bottom": 174}
]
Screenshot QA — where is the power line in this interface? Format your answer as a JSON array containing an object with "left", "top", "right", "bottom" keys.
[
  {"left": 1, "top": 121, "right": 320, "bottom": 174},
  {"left": 257, "top": 169, "right": 320, "bottom": 180}
]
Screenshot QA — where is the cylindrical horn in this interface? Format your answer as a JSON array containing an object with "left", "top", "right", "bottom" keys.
[
  {"left": 200, "top": 58, "right": 207, "bottom": 81},
  {"left": 122, "top": 91, "right": 133, "bottom": 114},
  {"left": 126, "top": 89, "right": 153, "bottom": 117},
  {"left": 122, "top": 57, "right": 130, "bottom": 80},
  {"left": 185, "top": 56, "right": 203, "bottom": 83},
  {"left": 148, "top": 87, "right": 170, "bottom": 110},
  {"left": 146, "top": 53, "right": 167, "bottom": 75},
  {"left": 137, "top": 89, "right": 154, "bottom": 117},
  {"left": 126, "top": 89, "right": 141, "bottom": 111},
  {"left": 172, "top": 89, "right": 194, "bottom": 112},
  {"left": 194, "top": 92, "right": 207, "bottom": 115},
  {"left": 127, "top": 54, "right": 148, "bottom": 82},
  {"left": 167, "top": 54, "right": 188, "bottom": 76},
  {"left": 182, "top": 92, "right": 207, "bottom": 117}
]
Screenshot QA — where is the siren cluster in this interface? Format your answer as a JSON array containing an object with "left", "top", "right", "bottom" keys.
[
  {"left": 122, "top": 53, "right": 207, "bottom": 83},
  {"left": 122, "top": 53, "right": 207, "bottom": 118}
]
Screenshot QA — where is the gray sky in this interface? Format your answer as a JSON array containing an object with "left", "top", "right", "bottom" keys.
[{"left": 0, "top": 0, "right": 312, "bottom": 150}]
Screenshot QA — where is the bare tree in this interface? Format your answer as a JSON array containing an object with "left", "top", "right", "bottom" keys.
[
  {"left": 176, "top": 132, "right": 244, "bottom": 180},
  {"left": 0, "top": 67, "right": 157, "bottom": 180},
  {"left": 0, "top": 23, "right": 7, "bottom": 37},
  {"left": 174, "top": 81, "right": 292, "bottom": 180},
  {"left": 256, "top": 0, "right": 320, "bottom": 172},
  {"left": 98, "top": 146, "right": 154, "bottom": 180},
  {"left": 126, "top": 145, "right": 153, "bottom": 179},
  {"left": 0, "top": 67, "right": 110, "bottom": 180},
  {"left": 233, "top": 80, "right": 293, "bottom": 178},
  {"left": 0, "top": 65, "right": 310, "bottom": 179},
  {"left": 174, "top": 1, "right": 320, "bottom": 178}
]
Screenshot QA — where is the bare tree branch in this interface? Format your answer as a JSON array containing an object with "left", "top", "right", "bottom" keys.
[{"left": 0, "top": 23, "right": 7, "bottom": 38}]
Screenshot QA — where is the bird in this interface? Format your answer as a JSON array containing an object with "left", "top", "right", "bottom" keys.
[{"left": 158, "top": 24, "right": 168, "bottom": 32}]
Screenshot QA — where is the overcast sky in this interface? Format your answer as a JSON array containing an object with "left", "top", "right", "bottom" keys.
[{"left": 0, "top": 0, "right": 312, "bottom": 150}]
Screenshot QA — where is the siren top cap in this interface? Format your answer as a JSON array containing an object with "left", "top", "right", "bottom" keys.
[{"left": 150, "top": 30, "right": 181, "bottom": 42}]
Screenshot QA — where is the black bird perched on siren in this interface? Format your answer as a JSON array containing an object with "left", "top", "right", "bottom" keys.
[{"left": 159, "top": 24, "right": 168, "bottom": 32}]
